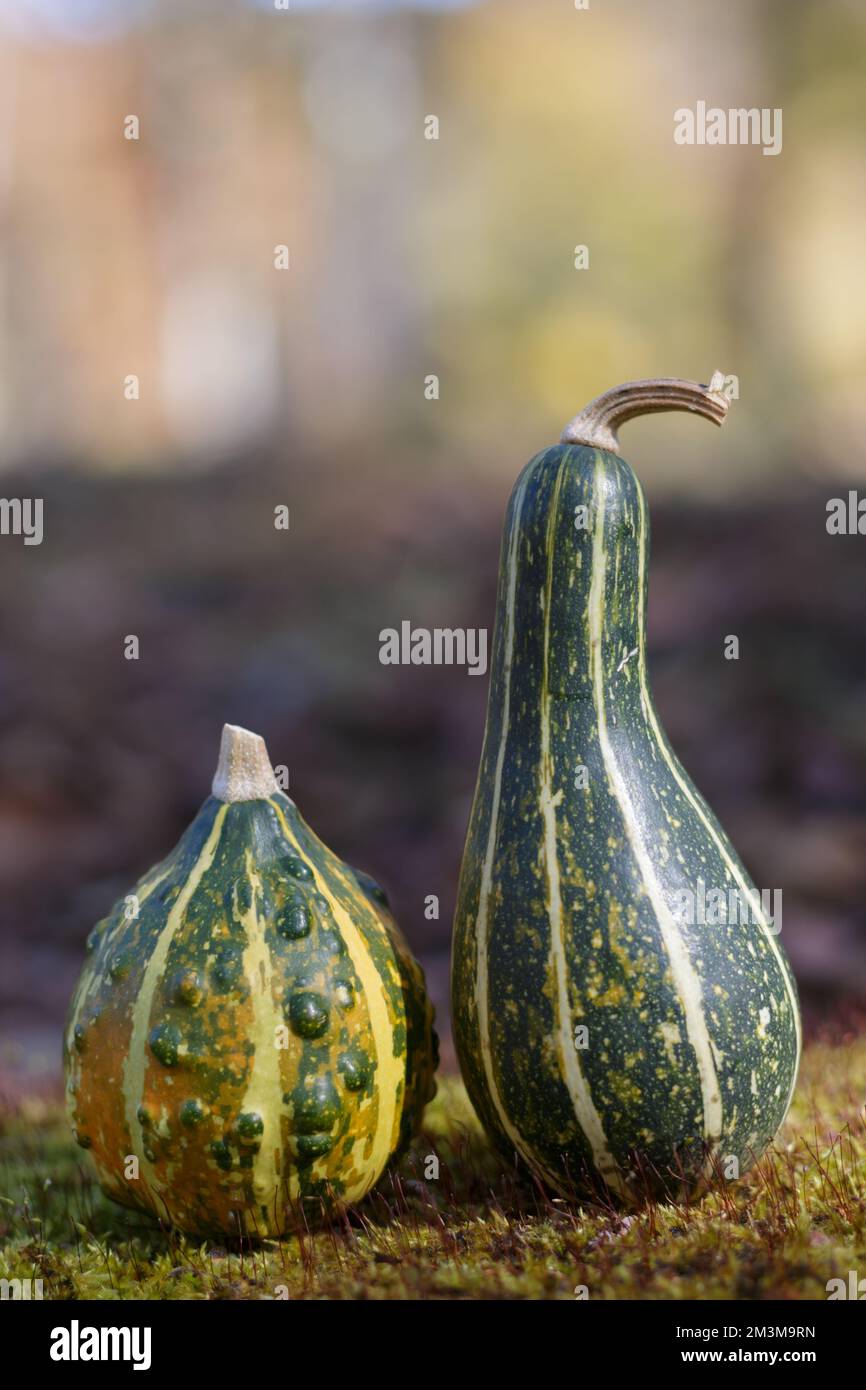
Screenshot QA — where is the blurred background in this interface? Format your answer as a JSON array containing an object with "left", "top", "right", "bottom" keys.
[{"left": 1, "top": 0, "right": 866, "bottom": 1097}]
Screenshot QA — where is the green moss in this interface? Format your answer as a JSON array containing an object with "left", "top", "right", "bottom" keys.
[{"left": 1, "top": 1036, "right": 864, "bottom": 1300}]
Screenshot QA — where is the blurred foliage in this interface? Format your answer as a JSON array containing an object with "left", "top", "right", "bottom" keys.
[{"left": 0, "top": 0, "right": 864, "bottom": 488}]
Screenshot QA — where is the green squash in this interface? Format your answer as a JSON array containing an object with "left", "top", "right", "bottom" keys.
[
  {"left": 65, "top": 724, "right": 437, "bottom": 1236},
  {"left": 452, "top": 373, "right": 800, "bottom": 1202}
]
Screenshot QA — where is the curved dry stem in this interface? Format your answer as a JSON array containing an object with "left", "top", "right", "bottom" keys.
[{"left": 560, "top": 370, "right": 731, "bottom": 454}]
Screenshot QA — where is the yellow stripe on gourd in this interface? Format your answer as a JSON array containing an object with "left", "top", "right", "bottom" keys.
[
  {"left": 268, "top": 799, "right": 403, "bottom": 1204},
  {"left": 541, "top": 460, "right": 624, "bottom": 1193},
  {"left": 66, "top": 860, "right": 176, "bottom": 1060},
  {"left": 633, "top": 481, "right": 802, "bottom": 1111},
  {"left": 121, "top": 804, "right": 229, "bottom": 1196},
  {"left": 234, "top": 853, "right": 292, "bottom": 1209},
  {"left": 469, "top": 467, "right": 563, "bottom": 1188},
  {"left": 589, "top": 455, "right": 723, "bottom": 1156}
]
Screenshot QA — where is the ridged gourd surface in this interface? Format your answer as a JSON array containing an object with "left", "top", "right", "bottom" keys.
[
  {"left": 452, "top": 443, "right": 800, "bottom": 1199},
  {"left": 65, "top": 792, "right": 437, "bottom": 1236}
]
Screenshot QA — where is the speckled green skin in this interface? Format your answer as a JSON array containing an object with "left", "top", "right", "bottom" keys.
[
  {"left": 452, "top": 444, "right": 800, "bottom": 1202},
  {"left": 65, "top": 792, "right": 437, "bottom": 1236}
]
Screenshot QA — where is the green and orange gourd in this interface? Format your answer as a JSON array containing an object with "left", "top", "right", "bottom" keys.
[
  {"left": 452, "top": 373, "right": 801, "bottom": 1202},
  {"left": 64, "top": 724, "right": 437, "bottom": 1236}
]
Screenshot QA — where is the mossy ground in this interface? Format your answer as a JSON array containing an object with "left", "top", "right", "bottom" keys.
[{"left": 1, "top": 1035, "right": 863, "bottom": 1300}]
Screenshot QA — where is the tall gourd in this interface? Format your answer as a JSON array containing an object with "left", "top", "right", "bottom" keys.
[
  {"left": 65, "top": 724, "right": 437, "bottom": 1236},
  {"left": 452, "top": 374, "right": 800, "bottom": 1201}
]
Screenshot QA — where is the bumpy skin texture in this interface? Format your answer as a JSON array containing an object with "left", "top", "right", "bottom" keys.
[
  {"left": 452, "top": 444, "right": 801, "bottom": 1202},
  {"left": 64, "top": 792, "right": 437, "bottom": 1237}
]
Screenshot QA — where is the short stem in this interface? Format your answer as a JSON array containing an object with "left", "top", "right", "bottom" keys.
[
  {"left": 212, "top": 724, "right": 279, "bottom": 803},
  {"left": 560, "top": 371, "right": 730, "bottom": 454}
]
